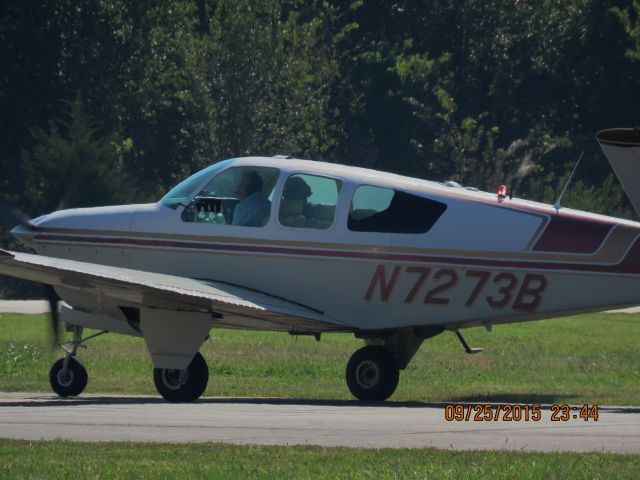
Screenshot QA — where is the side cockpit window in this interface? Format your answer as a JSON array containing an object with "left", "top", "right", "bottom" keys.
[
  {"left": 278, "top": 174, "right": 342, "bottom": 229},
  {"left": 348, "top": 185, "right": 447, "bottom": 234},
  {"left": 181, "top": 166, "right": 280, "bottom": 227}
]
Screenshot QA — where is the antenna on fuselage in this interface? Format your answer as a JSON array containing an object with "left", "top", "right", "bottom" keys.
[{"left": 554, "top": 151, "right": 584, "bottom": 212}]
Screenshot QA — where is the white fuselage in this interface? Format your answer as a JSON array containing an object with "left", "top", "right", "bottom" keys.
[{"left": 18, "top": 157, "right": 640, "bottom": 332}]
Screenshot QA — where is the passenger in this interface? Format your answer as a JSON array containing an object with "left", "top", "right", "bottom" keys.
[
  {"left": 279, "top": 176, "right": 313, "bottom": 227},
  {"left": 231, "top": 171, "right": 271, "bottom": 227},
  {"left": 282, "top": 176, "right": 312, "bottom": 206}
]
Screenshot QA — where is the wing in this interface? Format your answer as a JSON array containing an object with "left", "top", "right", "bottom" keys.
[{"left": 0, "top": 249, "right": 352, "bottom": 332}]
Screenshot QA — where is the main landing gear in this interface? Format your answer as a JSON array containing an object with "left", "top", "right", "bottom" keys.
[
  {"left": 345, "top": 327, "right": 445, "bottom": 401},
  {"left": 153, "top": 352, "right": 209, "bottom": 403},
  {"left": 346, "top": 346, "right": 399, "bottom": 401}
]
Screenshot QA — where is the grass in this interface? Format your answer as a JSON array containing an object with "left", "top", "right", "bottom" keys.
[
  {"left": 1, "top": 311, "right": 639, "bottom": 405},
  {"left": 2, "top": 313, "right": 640, "bottom": 478},
  {"left": 1, "top": 440, "right": 639, "bottom": 479}
]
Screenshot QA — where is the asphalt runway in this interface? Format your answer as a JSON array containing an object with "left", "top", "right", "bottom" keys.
[
  {"left": 1, "top": 393, "right": 639, "bottom": 452},
  {"left": 2, "top": 303, "right": 640, "bottom": 452}
]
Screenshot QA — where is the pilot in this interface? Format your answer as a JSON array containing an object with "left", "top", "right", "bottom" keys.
[{"left": 231, "top": 170, "right": 271, "bottom": 227}]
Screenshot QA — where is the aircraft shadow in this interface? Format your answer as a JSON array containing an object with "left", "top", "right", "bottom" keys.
[
  {"left": 197, "top": 397, "right": 440, "bottom": 409},
  {"left": 446, "top": 394, "right": 640, "bottom": 413},
  {"left": 3, "top": 394, "right": 638, "bottom": 413},
  {"left": 605, "top": 406, "right": 640, "bottom": 414},
  {"left": 448, "top": 393, "right": 573, "bottom": 405},
  {"left": 0, "top": 395, "right": 439, "bottom": 409},
  {"left": 0, "top": 395, "right": 167, "bottom": 408}
]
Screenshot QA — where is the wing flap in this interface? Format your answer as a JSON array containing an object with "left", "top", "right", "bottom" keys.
[{"left": 0, "top": 249, "right": 350, "bottom": 332}]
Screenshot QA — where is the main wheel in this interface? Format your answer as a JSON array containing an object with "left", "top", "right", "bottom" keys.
[
  {"left": 346, "top": 346, "right": 399, "bottom": 401},
  {"left": 49, "top": 357, "right": 88, "bottom": 397},
  {"left": 153, "top": 351, "right": 209, "bottom": 403}
]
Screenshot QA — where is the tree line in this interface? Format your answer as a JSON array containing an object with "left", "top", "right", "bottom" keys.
[{"left": 1, "top": 0, "right": 640, "bottom": 295}]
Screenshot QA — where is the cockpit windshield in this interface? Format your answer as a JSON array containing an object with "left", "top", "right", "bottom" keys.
[{"left": 160, "top": 159, "right": 234, "bottom": 209}]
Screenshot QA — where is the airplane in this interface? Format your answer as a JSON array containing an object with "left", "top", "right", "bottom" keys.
[{"left": 0, "top": 127, "right": 639, "bottom": 403}]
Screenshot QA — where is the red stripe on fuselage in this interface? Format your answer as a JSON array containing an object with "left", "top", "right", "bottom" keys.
[{"left": 32, "top": 233, "right": 640, "bottom": 275}]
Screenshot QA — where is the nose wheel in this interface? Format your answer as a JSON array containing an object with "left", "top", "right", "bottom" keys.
[
  {"left": 49, "top": 357, "right": 88, "bottom": 397},
  {"left": 346, "top": 346, "right": 399, "bottom": 401},
  {"left": 153, "top": 351, "right": 209, "bottom": 402},
  {"left": 48, "top": 325, "right": 107, "bottom": 398}
]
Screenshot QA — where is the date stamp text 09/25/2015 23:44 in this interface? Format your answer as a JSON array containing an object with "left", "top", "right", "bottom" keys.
[{"left": 444, "top": 404, "right": 599, "bottom": 422}]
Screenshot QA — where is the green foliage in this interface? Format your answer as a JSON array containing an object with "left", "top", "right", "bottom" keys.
[
  {"left": 203, "top": 0, "right": 340, "bottom": 161},
  {"left": 326, "top": 0, "right": 640, "bottom": 217},
  {"left": 612, "top": 1, "right": 640, "bottom": 61},
  {"left": 0, "top": 0, "right": 638, "bottom": 228},
  {"left": 21, "top": 95, "right": 131, "bottom": 212},
  {"left": 528, "top": 172, "right": 635, "bottom": 219},
  {"left": 2, "top": 0, "right": 638, "bottom": 201}
]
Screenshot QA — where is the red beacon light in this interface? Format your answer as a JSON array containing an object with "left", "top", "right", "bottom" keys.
[{"left": 497, "top": 184, "right": 507, "bottom": 203}]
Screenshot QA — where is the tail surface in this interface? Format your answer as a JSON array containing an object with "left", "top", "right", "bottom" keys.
[{"left": 597, "top": 128, "right": 640, "bottom": 216}]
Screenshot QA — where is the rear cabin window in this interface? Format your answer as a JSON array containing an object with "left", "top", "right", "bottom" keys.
[
  {"left": 278, "top": 174, "right": 342, "bottom": 229},
  {"left": 348, "top": 185, "right": 447, "bottom": 234}
]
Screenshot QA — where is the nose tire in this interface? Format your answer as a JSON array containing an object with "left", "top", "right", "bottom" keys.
[{"left": 49, "top": 357, "right": 88, "bottom": 397}]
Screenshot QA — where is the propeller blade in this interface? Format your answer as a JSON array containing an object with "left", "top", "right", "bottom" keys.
[
  {"left": 0, "top": 202, "right": 36, "bottom": 230},
  {"left": 44, "top": 284, "right": 60, "bottom": 347}
]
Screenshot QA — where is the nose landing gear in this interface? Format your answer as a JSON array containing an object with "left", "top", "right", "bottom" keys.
[
  {"left": 49, "top": 324, "right": 107, "bottom": 398},
  {"left": 49, "top": 357, "right": 88, "bottom": 397}
]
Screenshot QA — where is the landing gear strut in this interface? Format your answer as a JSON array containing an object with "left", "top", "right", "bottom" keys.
[
  {"left": 153, "top": 351, "right": 209, "bottom": 403},
  {"left": 49, "top": 325, "right": 107, "bottom": 397}
]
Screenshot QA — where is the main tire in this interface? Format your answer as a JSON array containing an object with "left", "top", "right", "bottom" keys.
[
  {"left": 49, "top": 357, "right": 88, "bottom": 397},
  {"left": 153, "top": 351, "right": 209, "bottom": 403},
  {"left": 346, "top": 346, "right": 399, "bottom": 401}
]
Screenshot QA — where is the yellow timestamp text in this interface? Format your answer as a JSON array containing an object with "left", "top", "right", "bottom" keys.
[{"left": 444, "top": 403, "right": 599, "bottom": 422}]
